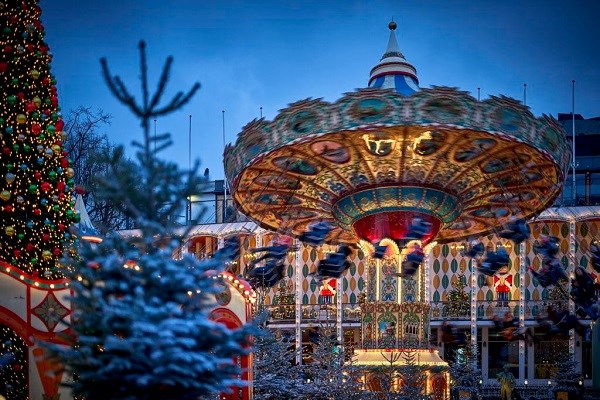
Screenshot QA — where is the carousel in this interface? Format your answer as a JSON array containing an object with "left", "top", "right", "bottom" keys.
[{"left": 224, "top": 22, "right": 571, "bottom": 398}]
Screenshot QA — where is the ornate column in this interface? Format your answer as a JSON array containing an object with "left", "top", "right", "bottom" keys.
[
  {"left": 518, "top": 242, "right": 526, "bottom": 382},
  {"left": 337, "top": 277, "right": 343, "bottom": 349},
  {"left": 470, "top": 258, "right": 478, "bottom": 356},
  {"left": 295, "top": 239, "right": 303, "bottom": 365},
  {"left": 568, "top": 218, "right": 576, "bottom": 359}
]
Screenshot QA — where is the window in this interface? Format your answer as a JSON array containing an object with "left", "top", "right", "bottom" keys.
[
  {"left": 488, "top": 330, "right": 519, "bottom": 378},
  {"left": 533, "top": 332, "right": 567, "bottom": 379}
]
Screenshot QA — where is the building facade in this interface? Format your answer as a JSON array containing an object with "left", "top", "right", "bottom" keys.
[{"left": 181, "top": 203, "right": 600, "bottom": 393}]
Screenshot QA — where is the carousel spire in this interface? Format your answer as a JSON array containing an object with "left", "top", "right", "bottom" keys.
[
  {"left": 368, "top": 20, "right": 419, "bottom": 95},
  {"left": 74, "top": 194, "right": 102, "bottom": 243}
]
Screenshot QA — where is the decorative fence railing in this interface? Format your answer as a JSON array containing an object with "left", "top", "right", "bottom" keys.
[
  {"left": 429, "top": 300, "right": 570, "bottom": 321},
  {"left": 265, "top": 300, "right": 575, "bottom": 324},
  {"left": 264, "top": 303, "right": 362, "bottom": 324}
]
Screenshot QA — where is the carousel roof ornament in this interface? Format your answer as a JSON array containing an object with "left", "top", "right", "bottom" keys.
[
  {"left": 224, "top": 22, "right": 570, "bottom": 248},
  {"left": 368, "top": 20, "right": 419, "bottom": 95}
]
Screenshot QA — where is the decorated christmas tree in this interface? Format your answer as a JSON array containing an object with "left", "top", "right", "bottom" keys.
[
  {"left": 397, "top": 349, "right": 432, "bottom": 400},
  {"left": 446, "top": 274, "right": 470, "bottom": 317},
  {"left": 449, "top": 340, "right": 482, "bottom": 399},
  {"left": 302, "top": 324, "right": 367, "bottom": 400},
  {"left": 252, "top": 312, "right": 307, "bottom": 400},
  {"left": 551, "top": 352, "right": 584, "bottom": 397},
  {"left": 0, "top": 0, "right": 76, "bottom": 280},
  {"left": 44, "top": 42, "right": 253, "bottom": 400}
]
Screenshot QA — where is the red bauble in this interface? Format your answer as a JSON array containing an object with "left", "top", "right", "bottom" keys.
[
  {"left": 26, "top": 44, "right": 34, "bottom": 52},
  {"left": 74, "top": 185, "right": 86, "bottom": 195},
  {"left": 57, "top": 192, "right": 65, "bottom": 200},
  {"left": 9, "top": 16, "right": 18, "bottom": 25},
  {"left": 0, "top": 62, "right": 7, "bottom": 73},
  {"left": 31, "top": 124, "right": 41, "bottom": 135},
  {"left": 60, "top": 158, "right": 68, "bottom": 168},
  {"left": 50, "top": 96, "right": 58, "bottom": 107},
  {"left": 55, "top": 120, "right": 64, "bottom": 131},
  {"left": 3, "top": 46, "right": 13, "bottom": 54},
  {"left": 26, "top": 102, "right": 36, "bottom": 113},
  {"left": 50, "top": 86, "right": 57, "bottom": 95},
  {"left": 3, "top": 205, "right": 13, "bottom": 213},
  {"left": 53, "top": 248, "right": 61, "bottom": 256},
  {"left": 17, "top": 92, "right": 25, "bottom": 100},
  {"left": 41, "top": 77, "right": 50, "bottom": 86},
  {"left": 33, "top": 208, "right": 41, "bottom": 216},
  {"left": 58, "top": 223, "right": 65, "bottom": 231},
  {"left": 40, "top": 182, "right": 51, "bottom": 192},
  {"left": 25, "top": 243, "right": 34, "bottom": 252},
  {"left": 56, "top": 182, "right": 66, "bottom": 192},
  {"left": 42, "top": 234, "right": 50, "bottom": 241},
  {"left": 34, "top": 172, "right": 42, "bottom": 180},
  {"left": 13, "top": 250, "right": 21, "bottom": 258},
  {"left": 2, "top": 147, "right": 10, "bottom": 155},
  {"left": 12, "top": 364, "right": 22, "bottom": 372}
]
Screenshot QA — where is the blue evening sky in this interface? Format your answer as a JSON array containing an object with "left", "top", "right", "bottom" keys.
[{"left": 41, "top": 0, "right": 600, "bottom": 180}]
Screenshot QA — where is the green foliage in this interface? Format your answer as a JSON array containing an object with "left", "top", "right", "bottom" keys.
[
  {"left": 552, "top": 352, "right": 583, "bottom": 393},
  {"left": 43, "top": 41, "right": 252, "bottom": 400},
  {"left": 0, "top": 0, "right": 76, "bottom": 279},
  {"left": 252, "top": 312, "right": 306, "bottom": 400},
  {"left": 447, "top": 274, "right": 470, "bottom": 317},
  {"left": 449, "top": 341, "right": 482, "bottom": 397},
  {"left": 302, "top": 324, "right": 368, "bottom": 400}
]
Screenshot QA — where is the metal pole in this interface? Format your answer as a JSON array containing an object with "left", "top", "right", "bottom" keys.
[
  {"left": 222, "top": 110, "right": 228, "bottom": 221},
  {"left": 523, "top": 83, "right": 527, "bottom": 106},
  {"left": 477, "top": 87, "right": 480, "bottom": 101},
  {"left": 153, "top": 119, "right": 157, "bottom": 153},
  {"left": 260, "top": 106, "right": 263, "bottom": 119},
  {"left": 188, "top": 114, "right": 192, "bottom": 224},
  {"left": 571, "top": 80, "right": 576, "bottom": 204}
]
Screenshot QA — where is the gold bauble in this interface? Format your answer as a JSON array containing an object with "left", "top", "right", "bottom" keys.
[
  {"left": 16, "top": 114, "right": 27, "bottom": 124},
  {"left": 5, "top": 226, "right": 15, "bottom": 236},
  {"left": 66, "top": 168, "right": 74, "bottom": 178},
  {"left": 0, "top": 190, "right": 11, "bottom": 201}
]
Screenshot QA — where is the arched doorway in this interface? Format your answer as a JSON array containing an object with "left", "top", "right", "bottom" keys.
[{"left": 210, "top": 308, "right": 252, "bottom": 400}]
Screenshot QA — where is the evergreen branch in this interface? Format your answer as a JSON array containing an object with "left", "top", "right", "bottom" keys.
[
  {"left": 148, "top": 56, "right": 174, "bottom": 110},
  {"left": 152, "top": 83, "right": 201, "bottom": 117},
  {"left": 139, "top": 41, "right": 150, "bottom": 112}
]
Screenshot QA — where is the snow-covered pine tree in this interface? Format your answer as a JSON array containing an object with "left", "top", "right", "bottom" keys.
[
  {"left": 551, "top": 352, "right": 584, "bottom": 397},
  {"left": 446, "top": 274, "right": 470, "bottom": 318},
  {"left": 302, "top": 324, "right": 368, "bottom": 400},
  {"left": 397, "top": 349, "right": 432, "bottom": 400},
  {"left": 449, "top": 339, "right": 481, "bottom": 400},
  {"left": 252, "top": 312, "right": 307, "bottom": 400},
  {"left": 43, "top": 42, "right": 253, "bottom": 400}
]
